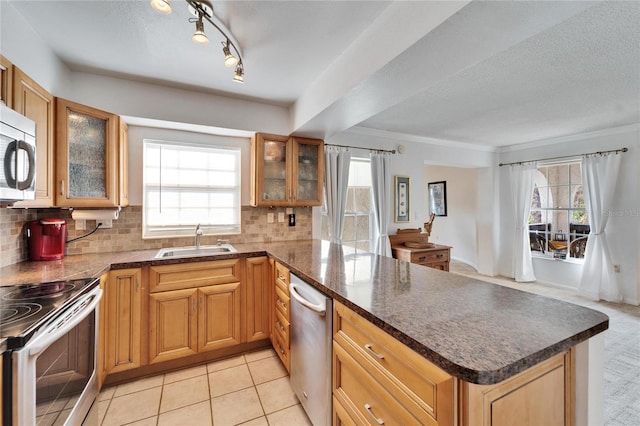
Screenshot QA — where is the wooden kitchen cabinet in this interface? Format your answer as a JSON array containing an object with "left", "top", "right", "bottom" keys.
[
  {"left": 56, "top": 98, "right": 127, "bottom": 207},
  {"left": 97, "top": 273, "right": 108, "bottom": 390},
  {"left": 245, "top": 256, "right": 271, "bottom": 342},
  {"left": 333, "top": 301, "right": 455, "bottom": 426},
  {"left": 271, "top": 261, "right": 291, "bottom": 372},
  {"left": 11, "top": 67, "right": 55, "bottom": 207},
  {"left": 0, "top": 55, "right": 13, "bottom": 107},
  {"left": 148, "top": 260, "right": 243, "bottom": 364},
  {"left": 104, "top": 268, "right": 143, "bottom": 374},
  {"left": 250, "top": 133, "right": 324, "bottom": 206}
]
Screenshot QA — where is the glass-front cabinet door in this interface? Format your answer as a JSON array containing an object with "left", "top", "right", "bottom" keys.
[
  {"left": 251, "top": 133, "right": 290, "bottom": 206},
  {"left": 56, "top": 98, "right": 119, "bottom": 207},
  {"left": 292, "top": 137, "right": 323, "bottom": 206}
]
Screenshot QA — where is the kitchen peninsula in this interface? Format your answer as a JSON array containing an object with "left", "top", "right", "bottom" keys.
[{"left": 0, "top": 239, "right": 608, "bottom": 425}]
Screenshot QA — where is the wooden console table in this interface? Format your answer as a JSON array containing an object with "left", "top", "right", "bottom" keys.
[{"left": 390, "top": 230, "right": 452, "bottom": 271}]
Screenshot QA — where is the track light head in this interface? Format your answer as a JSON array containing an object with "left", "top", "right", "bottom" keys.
[
  {"left": 150, "top": 0, "right": 172, "bottom": 14},
  {"left": 192, "top": 16, "right": 208, "bottom": 44},
  {"left": 222, "top": 40, "right": 238, "bottom": 67},
  {"left": 233, "top": 63, "right": 244, "bottom": 83}
]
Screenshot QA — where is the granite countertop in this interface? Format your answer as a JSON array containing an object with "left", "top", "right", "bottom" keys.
[{"left": 0, "top": 240, "right": 608, "bottom": 385}]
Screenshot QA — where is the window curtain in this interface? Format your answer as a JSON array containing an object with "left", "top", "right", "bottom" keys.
[
  {"left": 508, "top": 163, "right": 537, "bottom": 282},
  {"left": 578, "top": 153, "right": 622, "bottom": 302},
  {"left": 370, "top": 152, "right": 392, "bottom": 257},
  {"left": 324, "top": 146, "right": 351, "bottom": 244}
]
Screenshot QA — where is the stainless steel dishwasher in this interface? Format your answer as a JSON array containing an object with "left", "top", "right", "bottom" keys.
[{"left": 289, "top": 273, "right": 332, "bottom": 426}]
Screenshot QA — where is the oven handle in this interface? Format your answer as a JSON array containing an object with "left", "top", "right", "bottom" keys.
[{"left": 27, "top": 287, "right": 102, "bottom": 356}]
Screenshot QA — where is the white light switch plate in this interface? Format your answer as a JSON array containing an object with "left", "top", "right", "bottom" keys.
[
  {"left": 278, "top": 212, "right": 285, "bottom": 222},
  {"left": 267, "top": 213, "right": 275, "bottom": 223},
  {"left": 75, "top": 219, "right": 86, "bottom": 231},
  {"left": 286, "top": 208, "right": 293, "bottom": 215}
]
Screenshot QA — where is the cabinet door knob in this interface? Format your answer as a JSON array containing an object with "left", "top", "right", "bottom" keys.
[{"left": 418, "top": 256, "right": 426, "bottom": 261}]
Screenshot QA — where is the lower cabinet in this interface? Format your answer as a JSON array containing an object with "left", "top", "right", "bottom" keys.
[
  {"left": 271, "top": 261, "right": 291, "bottom": 372},
  {"left": 245, "top": 256, "right": 271, "bottom": 342},
  {"left": 103, "top": 268, "right": 143, "bottom": 375},
  {"left": 148, "top": 259, "right": 243, "bottom": 364}
]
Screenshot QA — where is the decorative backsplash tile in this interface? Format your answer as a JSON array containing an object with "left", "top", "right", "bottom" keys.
[{"left": 0, "top": 206, "right": 312, "bottom": 268}]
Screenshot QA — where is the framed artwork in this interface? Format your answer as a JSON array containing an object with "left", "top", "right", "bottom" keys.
[
  {"left": 394, "top": 176, "right": 410, "bottom": 222},
  {"left": 428, "top": 181, "right": 447, "bottom": 216}
]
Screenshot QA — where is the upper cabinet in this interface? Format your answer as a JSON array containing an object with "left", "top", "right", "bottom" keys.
[
  {"left": 56, "top": 98, "right": 128, "bottom": 207},
  {"left": 250, "top": 133, "right": 324, "bottom": 207},
  {"left": 12, "top": 67, "right": 55, "bottom": 207},
  {"left": 0, "top": 55, "right": 13, "bottom": 106}
]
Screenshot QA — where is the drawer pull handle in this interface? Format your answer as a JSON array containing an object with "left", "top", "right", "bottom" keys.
[
  {"left": 364, "top": 404, "right": 384, "bottom": 425},
  {"left": 276, "top": 342, "right": 285, "bottom": 355},
  {"left": 364, "top": 344, "right": 385, "bottom": 359},
  {"left": 277, "top": 321, "right": 285, "bottom": 332},
  {"left": 277, "top": 299, "right": 286, "bottom": 308},
  {"left": 418, "top": 256, "right": 426, "bottom": 261},
  {"left": 437, "top": 253, "right": 444, "bottom": 258}
]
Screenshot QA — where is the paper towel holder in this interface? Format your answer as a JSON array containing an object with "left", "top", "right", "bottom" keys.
[{"left": 70, "top": 207, "right": 121, "bottom": 229}]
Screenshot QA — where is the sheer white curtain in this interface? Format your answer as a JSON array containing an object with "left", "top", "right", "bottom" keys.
[
  {"left": 578, "top": 153, "right": 622, "bottom": 302},
  {"left": 370, "top": 152, "right": 392, "bottom": 257},
  {"left": 508, "top": 163, "right": 537, "bottom": 282},
  {"left": 324, "top": 146, "right": 351, "bottom": 244}
]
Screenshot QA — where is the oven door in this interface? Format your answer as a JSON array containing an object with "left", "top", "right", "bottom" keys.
[{"left": 12, "top": 287, "right": 102, "bottom": 426}]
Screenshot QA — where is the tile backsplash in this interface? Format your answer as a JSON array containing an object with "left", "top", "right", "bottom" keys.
[{"left": 0, "top": 206, "right": 312, "bottom": 268}]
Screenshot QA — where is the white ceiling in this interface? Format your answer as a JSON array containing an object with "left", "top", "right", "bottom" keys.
[{"left": 6, "top": 0, "right": 640, "bottom": 148}]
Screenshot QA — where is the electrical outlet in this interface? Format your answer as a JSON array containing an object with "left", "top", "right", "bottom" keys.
[
  {"left": 267, "top": 213, "right": 275, "bottom": 223},
  {"left": 75, "top": 219, "right": 86, "bottom": 231},
  {"left": 278, "top": 212, "right": 285, "bottom": 223},
  {"left": 286, "top": 207, "right": 293, "bottom": 215},
  {"left": 100, "top": 219, "right": 113, "bottom": 229},
  {"left": 613, "top": 264, "right": 621, "bottom": 273}
]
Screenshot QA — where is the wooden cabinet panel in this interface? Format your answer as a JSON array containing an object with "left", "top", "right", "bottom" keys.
[
  {"left": 274, "top": 285, "right": 290, "bottom": 319},
  {"left": 245, "top": 256, "right": 270, "bottom": 342},
  {"left": 149, "top": 288, "right": 198, "bottom": 363},
  {"left": 0, "top": 55, "right": 12, "bottom": 105},
  {"left": 250, "top": 133, "right": 324, "bottom": 206},
  {"left": 97, "top": 273, "right": 108, "bottom": 390},
  {"left": 118, "top": 118, "right": 129, "bottom": 207},
  {"left": 11, "top": 67, "right": 55, "bottom": 207},
  {"left": 149, "top": 259, "right": 241, "bottom": 293},
  {"left": 271, "top": 261, "right": 291, "bottom": 372},
  {"left": 461, "top": 350, "right": 573, "bottom": 426},
  {"left": 105, "top": 268, "right": 142, "bottom": 374},
  {"left": 199, "top": 283, "right": 242, "bottom": 352},
  {"left": 56, "top": 98, "right": 120, "bottom": 207}
]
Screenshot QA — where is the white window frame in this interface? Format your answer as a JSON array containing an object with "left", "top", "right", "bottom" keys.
[{"left": 142, "top": 139, "right": 241, "bottom": 239}]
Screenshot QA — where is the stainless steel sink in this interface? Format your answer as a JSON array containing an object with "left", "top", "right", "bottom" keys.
[{"left": 155, "top": 244, "right": 236, "bottom": 259}]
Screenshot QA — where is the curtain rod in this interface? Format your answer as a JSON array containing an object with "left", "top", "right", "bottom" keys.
[
  {"left": 325, "top": 143, "right": 396, "bottom": 154},
  {"left": 498, "top": 147, "right": 628, "bottom": 167}
]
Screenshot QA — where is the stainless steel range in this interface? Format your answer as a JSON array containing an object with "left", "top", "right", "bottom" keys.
[{"left": 1, "top": 278, "right": 102, "bottom": 426}]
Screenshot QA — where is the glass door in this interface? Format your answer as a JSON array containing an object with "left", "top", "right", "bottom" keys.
[
  {"left": 292, "top": 137, "right": 323, "bottom": 206},
  {"left": 252, "top": 133, "right": 290, "bottom": 206}
]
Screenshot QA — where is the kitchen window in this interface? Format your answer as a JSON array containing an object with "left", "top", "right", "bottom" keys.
[
  {"left": 529, "top": 160, "right": 589, "bottom": 260},
  {"left": 321, "top": 158, "right": 373, "bottom": 252},
  {"left": 143, "top": 140, "right": 241, "bottom": 239}
]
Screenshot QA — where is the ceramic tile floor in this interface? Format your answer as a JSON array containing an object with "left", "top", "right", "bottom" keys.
[{"left": 98, "top": 348, "right": 312, "bottom": 426}]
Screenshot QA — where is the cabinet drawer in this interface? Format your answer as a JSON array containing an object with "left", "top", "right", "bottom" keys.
[
  {"left": 334, "top": 302, "right": 454, "bottom": 424},
  {"left": 275, "top": 262, "right": 290, "bottom": 293},
  {"left": 273, "top": 308, "right": 290, "bottom": 347},
  {"left": 274, "top": 285, "right": 290, "bottom": 319},
  {"left": 149, "top": 259, "right": 241, "bottom": 292},
  {"left": 425, "top": 261, "right": 449, "bottom": 271},
  {"left": 273, "top": 330, "right": 290, "bottom": 373},
  {"left": 333, "top": 342, "right": 430, "bottom": 426},
  {"left": 410, "top": 249, "right": 449, "bottom": 264}
]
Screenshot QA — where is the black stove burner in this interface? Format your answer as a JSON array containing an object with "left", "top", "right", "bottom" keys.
[
  {"left": 0, "top": 302, "right": 42, "bottom": 325},
  {"left": 2, "top": 282, "right": 76, "bottom": 301}
]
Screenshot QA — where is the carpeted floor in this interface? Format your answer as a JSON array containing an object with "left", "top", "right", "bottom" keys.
[{"left": 449, "top": 260, "right": 640, "bottom": 426}]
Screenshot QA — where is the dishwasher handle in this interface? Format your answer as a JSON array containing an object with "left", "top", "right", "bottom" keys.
[{"left": 289, "top": 282, "right": 326, "bottom": 316}]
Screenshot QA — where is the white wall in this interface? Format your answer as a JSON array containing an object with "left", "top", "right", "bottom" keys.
[
  {"left": 498, "top": 125, "right": 640, "bottom": 304},
  {"left": 424, "top": 166, "right": 478, "bottom": 268}
]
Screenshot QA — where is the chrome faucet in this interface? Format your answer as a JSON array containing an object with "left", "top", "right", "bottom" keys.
[{"left": 195, "top": 224, "right": 203, "bottom": 248}]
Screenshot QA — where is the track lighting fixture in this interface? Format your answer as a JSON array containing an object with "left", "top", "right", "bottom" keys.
[
  {"left": 152, "top": 0, "right": 245, "bottom": 82},
  {"left": 150, "top": 0, "right": 172, "bottom": 14}
]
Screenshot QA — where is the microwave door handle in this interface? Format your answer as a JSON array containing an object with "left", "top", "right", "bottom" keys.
[
  {"left": 16, "top": 139, "right": 36, "bottom": 191},
  {"left": 27, "top": 288, "right": 103, "bottom": 357},
  {"left": 3, "top": 139, "right": 18, "bottom": 189}
]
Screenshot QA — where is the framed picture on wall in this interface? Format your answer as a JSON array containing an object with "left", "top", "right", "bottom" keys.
[
  {"left": 428, "top": 181, "right": 447, "bottom": 216},
  {"left": 394, "top": 176, "right": 410, "bottom": 222}
]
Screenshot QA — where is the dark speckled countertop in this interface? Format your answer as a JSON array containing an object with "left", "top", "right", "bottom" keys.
[{"left": 0, "top": 239, "right": 608, "bottom": 384}]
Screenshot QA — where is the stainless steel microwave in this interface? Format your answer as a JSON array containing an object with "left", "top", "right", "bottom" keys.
[{"left": 0, "top": 103, "right": 36, "bottom": 201}]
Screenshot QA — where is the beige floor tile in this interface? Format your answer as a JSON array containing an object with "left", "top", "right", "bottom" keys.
[
  {"left": 238, "top": 416, "right": 269, "bottom": 426},
  {"left": 36, "top": 398, "right": 68, "bottom": 417},
  {"left": 255, "top": 376, "right": 299, "bottom": 414},
  {"left": 247, "top": 356, "right": 288, "bottom": 384},
  {"left": 160, "top": 374, "right": 209, "bottom": 413},
  {"left": 164, "top": 364, "right": 207, "bottom": 384},
  {"left": 266, "top": 404, "right": 312, "bottom": 426},
  {"left": 206, "top": 354, "right": 246, "bottom": 373},
  {"left": 98, "top": 386, "right": 116, "bottom": 402},
  {"left": 97, "top": 399, "right": 110, "bottom": 425},
  {"left": 208, "top": 364, "right": 254, "bottom": 398},
  {"left": 102, "top": 387, "right": 162, "bottom": 426},
  {"left": 124, "top": 416, "right": 158, "bottom": 426},
  {"left": 113, "top": 375, "right": 164, "bottom": 398},
  {"left": 211, "top": 387, "right": 264, "bottom": 425},
  {"left": 158, "top": 400, "right": 212, "bottom": 426},
  {"left": 244, "top": 348, "right": 276, "bottom": 363}
]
